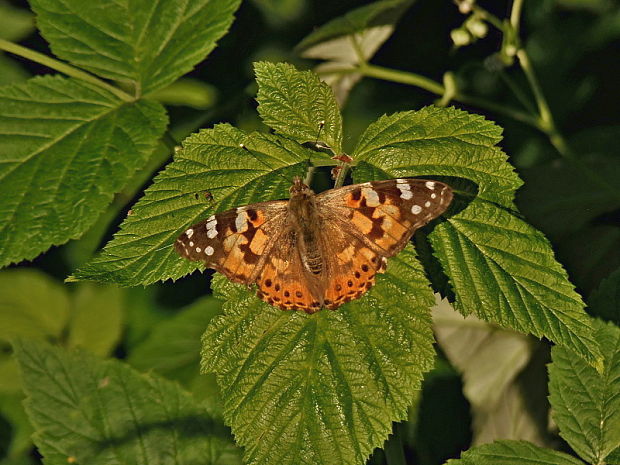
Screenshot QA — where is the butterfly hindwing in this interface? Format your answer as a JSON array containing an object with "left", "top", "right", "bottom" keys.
[{"left": 175, "top": 201, "right": 288, "bottom": 284}]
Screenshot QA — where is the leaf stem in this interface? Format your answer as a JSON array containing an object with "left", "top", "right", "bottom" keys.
[
  {"left": 0, "top": 39, "right": 133, "bottom": 102},
  {"left": 510, "top": 0, "right": 525, "bottom": 35}
]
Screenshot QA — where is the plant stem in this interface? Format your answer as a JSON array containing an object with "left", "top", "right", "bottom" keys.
[
  {"left": 359, "top": 63, "right": 445, "bottom": 95},
  {"left": 355, "top": 63, "right": 539, "bottom": 127},
  {"left": 0, "top": 39, "right": 133, "bottom": 102},
  {"left": 510, "top": 0, "right": 525, "bottom": 35}
]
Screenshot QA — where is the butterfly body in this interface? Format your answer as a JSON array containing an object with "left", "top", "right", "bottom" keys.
[{"left": 175, "top": 177, "right": 452, "bottom": 313}]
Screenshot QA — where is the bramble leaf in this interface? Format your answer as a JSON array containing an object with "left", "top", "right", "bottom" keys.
[
  {"left": 29, "top": 0, "right": 241, "bottom": 96},
  {"left": 71, "top": 125, "right": 311, "bottom": 286},
  {"left": 0, "top": 76, "right": 167, "bottom": 267},
  {"left": 446, "top": 440, "right": 585, "bottom": 465},
  {"left": 549, "top": 320, "right": 620, "bottom": 464},
  {"left": 255, "top": 61, "right": 343, "bottom": 153},
  {"left": 13, "top": 338, "right": 241, "bottom": 465},
  {"left": 202, "top": 246, "right": 435, "bottom": 465},
  {"left": 430, "top": 198, "right": 600, "bottom": 365},
  {"left": 352, "top": 106, "right": 521, "bottom": 206}
]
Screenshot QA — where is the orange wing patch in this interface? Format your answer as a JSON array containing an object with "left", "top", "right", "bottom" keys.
[
  {"left": 323, "top": 246, "right": 387, "bottom": 310},
  {"left": 256, "top": 247, "right": 323, "bottom": 313}
]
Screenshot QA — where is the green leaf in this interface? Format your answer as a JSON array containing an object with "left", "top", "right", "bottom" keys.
[
  {"left": 588, "top": 268, "right": 620, "bottom": 325},
  {"left": 71, "top": 125, "right": 311, "bottom": 286},
  {"left": 0, "top": 76, "right": 167, "bottom": 267},
  {"left": 433, "top": 298, "right": 547, "bottom": 446},
  {"left": 202, "top": 245, "right": 435, "bottom": 465},
  {"left": 298, "top": 0, "right": 411, "bottom": 105},
  {"left": 13, "top": 338, "right": 241, "bottom": 465},
  {"left": 0, "top": 1, "right": 35, "bottom": 42},
  {"left": 149, "top": 77, "right": 218, "bottom": 109},
  {"left": 352, "top": 106, "right": 521, "bottom": 206},
  {"left": 66, "top": 284, "right": 123, "bottom": 357},
  {"left": 430, "top": 198, "right": 600, "bottom": 365},
  {"left": 0, "top": 54, "right": 30, "bottom": 86},
  {"left": 0, "top": 393, "right": 34, "bottom": 458},
  {"left": 128, "top": 296, "right": 224, "bottom": 417},
  {"left": 548, "top": 320, "right": 620, "bottom": 464},
  {"left": 129, "top": 296, "right": 221, "bottom": 381},
  {"left": 29, "top": 0, "right": 241, "bottom": 96},
  {"left": 446, "top": 440, "right": 586, "bottom": 465},
  {"left": 0, "top": 268, "right": 67, "bottom": 392},
  {"left": 255, "top": 61, "right": 343, "bottom": 153},
  {"left": 296, "top": 0, "right": 412, "bottom": 51},
  {"left": 0, "top": 269, "right": 69, "bottom": 343}
]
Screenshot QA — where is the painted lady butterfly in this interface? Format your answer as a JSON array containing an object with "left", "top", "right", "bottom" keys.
[{"left": 175, "top": 177, "right": 453, "bottom": 313}]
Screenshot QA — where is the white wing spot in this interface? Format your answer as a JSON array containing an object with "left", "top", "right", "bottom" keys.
[
  {"left": 362, "top": 187, "right": 380, "bottom": 207},
  {"left": 205, "top": 246, "right": 214, "bottom": 256},
  {"left": 195, "top": 247, "right": 202, "bottom": 253},
  {"left": 397, "top": 181, "right": 412, "bottom": 199},
  {"left": 235, "top": 211, "right": 248, "bottom": 232},
  {"left": 189, "top": 241, "right": 194, "bottom": 247},
  {"left": 206, "top": 218, "right": 218, "bottom": 238},
  {"left": 425, "top": 181, "right": 436, "bottom": 190},
  {"left": 207, "top": 215, "right": 215, "bottom": 222},
  {"left": 411, "top": 205, "right": 422, "bottom": 214},
  {"left": 425, "top": 201, "right": 431, "bottom": 207},
  {"left": 185, "top": 228, "right": 194, "bottom": 238},
  {"left": 431, "top": 193, "right": 437, "bottom": 199}
]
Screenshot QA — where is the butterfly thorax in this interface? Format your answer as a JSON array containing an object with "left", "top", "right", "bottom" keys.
[{"left": 287, "top": 180, "right": 324, "bottom": 276}]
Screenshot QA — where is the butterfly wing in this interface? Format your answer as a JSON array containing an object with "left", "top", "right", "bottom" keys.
[
  {"left": 317, "top": 178, "right": 453, "bottom": 257},
  {"left": 317, "top": 178, "right": 453, "bottom": 308},
  {"left": 254, "top": 229, "right": 324, "bottom": 313},
  {"left": 175, "top": 201, "right": 288, "bottom": 284}
]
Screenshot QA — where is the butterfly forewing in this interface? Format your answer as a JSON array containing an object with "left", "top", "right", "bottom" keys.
[
  {"left": 317, "top": 178, "right": 453, "bottom": 257},
  {"left": 175, "top": 201, "right": 288, "bottom": 284}
]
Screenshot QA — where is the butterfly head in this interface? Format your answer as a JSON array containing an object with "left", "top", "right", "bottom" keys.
[{"left": 289, "top": 176, "right": 314, "bottom": 198}]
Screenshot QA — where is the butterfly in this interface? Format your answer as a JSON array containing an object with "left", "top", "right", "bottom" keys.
[{"left": 175, "top": 177, "right": 453, "bottom": 313}]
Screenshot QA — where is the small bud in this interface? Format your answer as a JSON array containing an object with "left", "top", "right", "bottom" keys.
[
  {"left": 451, "top": 28, "right": 471, "bottom": 47},
  {"left": 456, "top": 0, "right": 474, "bottom": 14},
  {"left": 504, "top": 44, "right": 517, "bottom": 57},
  {"left": 466, "top": 18, "right": 488, "bottom": 38}
]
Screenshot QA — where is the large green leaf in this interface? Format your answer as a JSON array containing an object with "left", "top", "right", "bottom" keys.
[
  {"left": 202, "top": 246, "right": 436, "bottom": 465},
  {"left": 352, "top": 106, "right": 521, "bottom": 207},
  {"left": 430, "top": 198, "right": 600, "bottom": 365},
  {"left": 446, "top": 440, "right": 586, "bottom": 465},
  {"left": 29, "top": 0, "right": 241, "bottom": 96},
  {"left": 548, "top": 320, "right": 620, "bottom": 464},
  {"left": 13, "top": 338, "right": 241, "bottom": 465},
  {"left": 255, "top": 61, "right": 343, "bottom": 154},
  {"left": 0, "top": 76, "right": 167, "bottom": 267},
  {"left": 71, "top": 125, "right": 311, "bottom": 286}
]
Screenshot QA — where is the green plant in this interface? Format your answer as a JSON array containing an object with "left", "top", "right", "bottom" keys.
[{"left": 1, "top": 1, "right": 618, "bottom": 465}]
